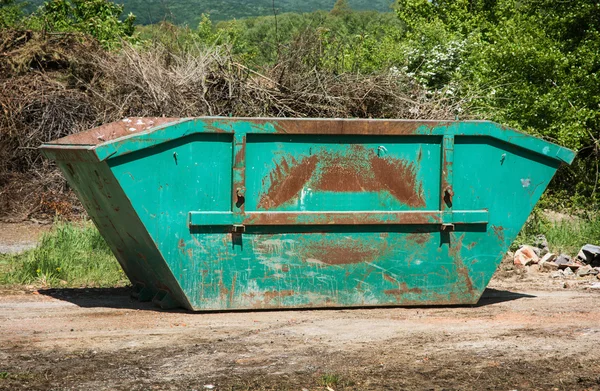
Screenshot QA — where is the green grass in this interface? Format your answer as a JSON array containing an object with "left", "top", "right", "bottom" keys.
[
  {"left": 318, "top": 373, "right": 341, "bottom": 387},
  {"left": 0, "top": 221, "right": 128, "bottom": 288}
]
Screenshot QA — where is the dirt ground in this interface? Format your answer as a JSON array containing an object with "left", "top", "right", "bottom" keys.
[
  {"left": 0, "top": 222, "right": 50, "bottom": 254},
  {"left": 2, "top": 224, "right": 600, "bottom": 390}
]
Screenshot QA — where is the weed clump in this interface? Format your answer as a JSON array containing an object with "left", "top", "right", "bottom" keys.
[{"left": 0, "top": 220, "right": 126, "bottom": 288}]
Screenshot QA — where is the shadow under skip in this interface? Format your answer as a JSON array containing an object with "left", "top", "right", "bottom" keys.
[{"left": 37, "top": 287, "right": 536, "bottom": 313}]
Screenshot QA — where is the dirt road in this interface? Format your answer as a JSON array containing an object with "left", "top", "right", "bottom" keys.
[
  {"left": 1, "top": 280, "right": 600, "bottom": 391},
  {"left": 0, "top": 222, "right": 49, "bottom": 254}
]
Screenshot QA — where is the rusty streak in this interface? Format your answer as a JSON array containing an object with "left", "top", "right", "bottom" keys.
[
  {"left": 249, "top": 118, "right": 449, "bottom": 135},
  {"left": 263, "top": 290, "right": 294, "bottom": 303},
  {"left": 406, "top": 232, "right": 432, "bottom": 245},
  {"left": 229, "top": 274, "right": 237, "bottom": 304},
  {"left": 299, "top": 236, "right": 391, "bottom": 265},
  {"left": 257, "top": 155, "right": 318, "bottom": 209},
  {"left": 492, "top": 225, "right": 505, "bottom": 243},
  {"left": 233, "top": 135, "right": 247, "bottom": 213},
  {"left": 302, "top": 243, "right": 374, "bottom": 265},
  {"left": 383, "top": 273, "right": 398, "bottom": 283},
  {"left": 243, "top": 211, "right": 441, "bottom": 225},
  {"left": 384, "top": 283, "right": 423, "bottom": 300},
  {"left": 47, "top": 117, "right": 178, "bottom": 145},
  {"left": 448, "top": 233, "right": 475, "bottom": 296}
]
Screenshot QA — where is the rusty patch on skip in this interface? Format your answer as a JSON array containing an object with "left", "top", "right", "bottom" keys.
[
  {"left": 407, "top": 232, "right": 431, "bottom": 245},
  {"left": 263, "top": 290, "right": 294, "bottom": 303},
  {"left": 370, "top": 153, "right": 423, "bottom": 206},
  {"left": 234, "top": 142, "right": 245, "bottom": 166},
  {"left": 456, "top": 263, "right": 474, "bottom": 294},
  {"left": 449, "top": 233, "right": 475, "bottom": 295},
  {"left": 299, "top": 236, "right": 390, "bottom": 265},
  {"left": 304, "top": 243, "right": 373, "bottom": 265},
  {"left": 46, "top": 117, "right": 178, "bottom": 146},
  {"left": 258, "top": 144, "right": 424, "bottom": 209},
  {"left": 219, "top": 279, "right": 229, "bottom": 298},
  {"left": 258, "top": 155, "right": 318, "bottom": 209},
  {"left": 383, "top": 273, "right": 397, "bottom": 283},
  {"left": 249, "top": 118, "right": 448, "bottom": 135},
  {"left": 203, "top": 122, "right": 232, "bottom": 133},
  {"left": 492, "top": 225, "right": 505, "bottom": 243},
  {"left": 384, "top": 283, "right": 423, "bottom": 300},
  {"left": 229, "top": 274, "right": 237, "bottom": 304}
]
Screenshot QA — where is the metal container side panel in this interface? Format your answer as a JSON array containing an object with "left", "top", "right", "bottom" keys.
[
  {"left": 222, "top": 227, "right": 482, "bottom": 308},
  {"left": 107, "top": 133, "right": 235, "bottom": 308},
  {"left": 107, "top": 130, "right": 488, "bottom": 310},
  {"left": 451, "top": 135, "right": 561, "bottom": 287},
  {"left": 41, "top": 148, "right": 191, "bottom": 309}
]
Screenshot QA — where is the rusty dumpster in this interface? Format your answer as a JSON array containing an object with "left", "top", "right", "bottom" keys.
[{"left": 40, "top": 118, "right": 576, "bottom": 310}]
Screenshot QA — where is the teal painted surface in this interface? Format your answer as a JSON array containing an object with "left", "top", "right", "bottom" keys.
[
  {"left": 41, "top": 118, "right": 575, "bottom": 310},
  {"left": 40, "top": 148, "right": 191, "bottom": 309}
]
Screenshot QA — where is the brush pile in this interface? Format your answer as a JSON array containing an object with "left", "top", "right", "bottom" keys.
[{"left": 0, "top": 29, "right": 469, "bottom": 220}]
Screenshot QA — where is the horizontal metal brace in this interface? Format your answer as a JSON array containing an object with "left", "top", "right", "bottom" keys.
[
  {"left": 188, "top": 210, "right": 488, "bottom": 227},
  {"left": 188, "top": 212, "right": 235, "bottom": 226}
]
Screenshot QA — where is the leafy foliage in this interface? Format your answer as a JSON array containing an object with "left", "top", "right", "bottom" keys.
[
  {"left": 0, "top": 0, "right": 25, "bottom": 28},
  {"left": 33, "top": 0, "right": 136, "bottom": 49},
  {"left": 138, "top": 9, "right": 404, "bottom": 69},
  {"left": 394, "top": 0, "right": 600, "bottom": 207}
]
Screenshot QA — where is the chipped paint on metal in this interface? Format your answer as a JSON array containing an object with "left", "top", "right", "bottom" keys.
[
  {"left": 256, "top": 145, "right": 425, "bottom": 209},
  {"left": 257, "top": 154, "right": 319, "bottom": 209}
]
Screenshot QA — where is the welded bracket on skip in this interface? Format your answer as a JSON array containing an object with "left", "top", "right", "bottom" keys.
[
  {"left": 232, "top": 133, "right": 246, "bottom": 223},
  {"left": 441, "top": 134, "right": 454, "bottom": 230}
]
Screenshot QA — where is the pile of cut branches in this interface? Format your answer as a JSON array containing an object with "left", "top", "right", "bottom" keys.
[{"left": 0, "top": 30, "right": 469, "bottom": 220}]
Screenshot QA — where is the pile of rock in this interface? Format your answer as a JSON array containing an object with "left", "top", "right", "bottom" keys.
[{"left": 513, "top": 236, "right": 600, "bottom": 280}]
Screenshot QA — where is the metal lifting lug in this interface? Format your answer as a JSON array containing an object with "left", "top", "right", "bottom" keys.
[{"left": 232, "top": 224, "right": 245, "bottom": 233}]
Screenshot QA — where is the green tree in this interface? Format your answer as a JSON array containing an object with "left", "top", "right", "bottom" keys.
[
  {"left": 0, "top": 0, "right": 25, "bottom": 27},
  {"left": 39, "top": 0, "right": 136, "bottom": 49},
  {"left": 331, "top": 0, "right": 352, "bottom": 17},
  {"left": 394, "top": 0, "right": 600, "bottom": 206},
  {"left": 197, "top": 13, "right": 215, "bottom": 42}
]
